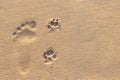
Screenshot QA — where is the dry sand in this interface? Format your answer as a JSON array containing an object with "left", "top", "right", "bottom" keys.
[{"left": 0, "top": 0, "right": 120, "bottom": 80}]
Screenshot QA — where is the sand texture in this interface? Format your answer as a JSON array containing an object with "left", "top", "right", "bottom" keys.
[{"left": 0, "top": 0, "right": 120, "bottom": 80}]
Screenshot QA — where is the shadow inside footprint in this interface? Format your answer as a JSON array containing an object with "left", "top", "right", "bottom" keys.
[{"left": 14, "top": 29, "right": 36, "bottom": 43}]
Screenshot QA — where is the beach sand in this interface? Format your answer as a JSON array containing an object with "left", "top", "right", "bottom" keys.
[{"left": 0, "top": 0, "right": 120, "bottom": 80}]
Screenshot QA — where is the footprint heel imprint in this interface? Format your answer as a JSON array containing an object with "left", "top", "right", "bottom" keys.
[{"left": 18, "top": 56, "right": 31, "bottom": 75}]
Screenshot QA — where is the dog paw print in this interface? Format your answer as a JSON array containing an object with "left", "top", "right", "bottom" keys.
[
  {"left": 43, "top": 47, "right": 57, "bottom": 64},
  {"left": 47, "top": 18, "right": 61, "bottom": 32}
]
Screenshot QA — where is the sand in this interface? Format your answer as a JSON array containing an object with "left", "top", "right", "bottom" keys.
[{"left": 0, "top": 0, "right": 120, "bottom": 80}]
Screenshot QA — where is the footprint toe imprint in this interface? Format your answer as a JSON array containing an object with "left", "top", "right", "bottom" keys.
[
  {"left": 29, "top": 21, "right": 37, "bottom": 29},
  {"left": 12, "top": 21, "right": 37, "bottom": 44}
]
